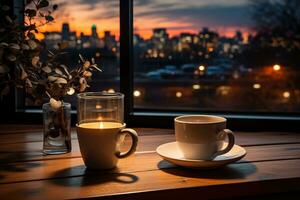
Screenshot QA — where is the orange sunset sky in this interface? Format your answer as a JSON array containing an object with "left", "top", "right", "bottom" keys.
[{"left": 37, "top": 0, "right": 253, "bottom": 40}]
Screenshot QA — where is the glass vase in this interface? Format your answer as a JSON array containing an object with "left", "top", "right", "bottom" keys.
[{"left": 43, "top": 102, "right": 71, "bottom": 154}]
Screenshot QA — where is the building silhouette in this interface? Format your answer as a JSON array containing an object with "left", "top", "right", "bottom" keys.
[{"left": 91, "top": 24, "right": 98, "bottom": 39}]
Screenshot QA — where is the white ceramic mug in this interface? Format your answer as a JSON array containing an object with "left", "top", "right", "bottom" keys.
[
  {"left": 76, "top": 122, "right": 138, "bottom": 170},
  {"left": 175, "top": 115, "right": 235, "bottom": 160}
]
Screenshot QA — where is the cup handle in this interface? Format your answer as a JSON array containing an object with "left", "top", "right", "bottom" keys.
[
  {"left": 115, "top": 128, "right": 138, "bottom": 158},
  {"left": 212, "top": 129, "right": 235, "bottom": 159}
]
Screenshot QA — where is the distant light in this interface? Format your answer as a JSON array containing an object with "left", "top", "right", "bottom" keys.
[
  {"left": 134, "top": 90, "right": 141, "bottom": 97},
  {"left": 208, "top": 47, "right": 214, "bottom": 52},
  {"left": 233, "top": 71, "right": 239, "bottom": 79},
  {"left": 253, "top": 83, "right": 261, "bottom": 89},
  {"left": 95, "top": 52, "right": 101, "bottom": 57},
  {"left": 283, "top": 91, "right": 290, "bottom": 98},
  {"left": 176, "top": 91, "right": 182, "bottom": 98},
  {"left": 198, "top": 65, "right": 205, "bottom": 71},
  {"left": 95, "top": 104, "right": 102, "bottom": 109},
  {"left": 159, "top": 52, "right": 164, "bottom": 58},
  {"left": 217, "top": 86, "right": 230, "bottom": 96},
  {"left": 107, "top": 88, "right": 115, "bottom": 93},
  {"left": 273, "top": 64, "right": 281, "bottom": 71},
  {"left": 193, "top": 84, "right": 201, "bottom": 90}
]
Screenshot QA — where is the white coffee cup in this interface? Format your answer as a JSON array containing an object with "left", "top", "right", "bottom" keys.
[
  {"left": 175, "top": 115, "right": 235, "bottom": 160},
  {"left": 76, "top": 122, "right": 138, "bottom": 170}
]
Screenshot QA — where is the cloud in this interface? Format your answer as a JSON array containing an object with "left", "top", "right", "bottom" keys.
[
  {"left": 74, "top": 0, "right": 119, "bottom": 20},
  {"left": 76, "top": 0, "right": 117, "bottom": 7},
  {"left": 134, "top": 0, "right": 154, "bottom": 6},
  {"left": 136, "top": 0, "right": 249, "bottom": 9},
  {"left": 51, "top": 0, "right": 252, "bottom": 33},
  {"left": 135, "top": 4, "right": 252, "bottom": 29}
]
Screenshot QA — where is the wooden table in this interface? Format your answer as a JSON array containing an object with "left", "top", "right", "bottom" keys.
[{"left": 0, "top": 124, "right": 300, "bottom": 199}]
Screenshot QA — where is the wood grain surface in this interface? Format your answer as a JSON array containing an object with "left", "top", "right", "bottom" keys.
[{"left": 0, "top": 126, "right": 299, "bottom": 199}]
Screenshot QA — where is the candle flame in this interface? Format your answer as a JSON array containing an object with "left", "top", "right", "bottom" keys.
[{"left": 99, "top": 121, "right": 104, "bottom": 129}]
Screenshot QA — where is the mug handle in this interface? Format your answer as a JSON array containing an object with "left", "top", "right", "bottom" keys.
[
  {"left": 115, "top": 128, "right": 139, "bottom": 158},
  {"left": 212, "top": 129, "right": 235, "bottom": 158}
]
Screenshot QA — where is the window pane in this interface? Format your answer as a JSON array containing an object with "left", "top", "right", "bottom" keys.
[
  {"left": 133, "top": 0, "right": 300, "bottom": 113},
  {"left": 25, "top": 0, "right": 119, "bottom": 107}
]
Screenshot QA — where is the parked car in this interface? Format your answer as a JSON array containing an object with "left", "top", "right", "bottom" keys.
[
  {"left": 181, "top": 63, "right": 197, "bottom": 73},
  {"left": 145, "top": 65, "right": 183, "bottom": 79},
  {"left": 145, "top": 71, "right": 162, "bottom": 79},
  {"left": 204, "top": 65, "right": 231, "bottom": 80}
]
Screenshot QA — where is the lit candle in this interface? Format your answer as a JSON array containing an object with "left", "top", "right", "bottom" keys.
[{"left": 78, "top": 121, "right": 123, "bottom": 129}]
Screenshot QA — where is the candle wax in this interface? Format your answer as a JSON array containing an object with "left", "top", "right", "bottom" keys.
[{"left": 78, "top": 122, "right": 123, "bottom": 129}]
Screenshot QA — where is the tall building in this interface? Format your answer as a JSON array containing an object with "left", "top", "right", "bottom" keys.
[
  {"left": 62, "top": 23, "right": 70, "bottom": 41},
  {"left": 150, "top": 28, "right": 169, "bottom": 58},
  {"left": 235, "top": 31, "right": 243, "bottom": 43},
  {"left": 199, "top": 27, "right": 219, "bottom": 52},
  {"left": 133, "top": 34, "right": 143, "bottom": 46},
  {"left": 91, "top": 24, "right": 98, "bottom": 39},
  {"left": 104, "top": 31, "right": 116, "bottom": 50},
  {"left": 61, "top": 23, "right": 77, "bottom": 47},
  {"left": 79, "top": 32, "right": 91, "bottom": 48},
  {"left": 153, "top": 28, "right": 168, "bottom": 38}
]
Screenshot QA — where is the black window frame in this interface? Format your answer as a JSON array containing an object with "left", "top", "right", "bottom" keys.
[{"left": 2, "top": 0, "right": 300, "bottom": 131}]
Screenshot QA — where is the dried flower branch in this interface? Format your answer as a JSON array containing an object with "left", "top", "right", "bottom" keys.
[
  {"left": 0, "top": 0, "right": 100, "bottom": 108},
  {"left": 25, "top": 52, "right": 100, "bottom": 108},
  {"left": 0, "top": 0, "right": 57, "bottom": 97}
]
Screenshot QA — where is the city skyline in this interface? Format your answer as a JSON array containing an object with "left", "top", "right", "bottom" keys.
[
  {"left": 37, "top": 1, "right": 300, "bottom": 113},
  {"left": 43, "top": 21, "right": 251, "bottom": 43},
  {"left": 38, "top": 0, "right": 253, "bottom": 39}
]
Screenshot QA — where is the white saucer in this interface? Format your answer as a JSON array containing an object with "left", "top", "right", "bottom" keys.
[{"left": 156, "top": 142, "right": 246, "bottom": 169}]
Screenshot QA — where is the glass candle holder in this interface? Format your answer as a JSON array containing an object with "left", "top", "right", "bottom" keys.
[
  {"left": 76, "top": 92, "right": 138, "bottom": 170},
  {"left": 77, "top": 92, "right": 124, "bottom": 124}
]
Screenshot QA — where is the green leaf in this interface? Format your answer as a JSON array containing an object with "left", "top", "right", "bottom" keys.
[
  {"left": 28, "top": 39, "right": 37, "bottom": 49},
  {"left": 25, "top": 9, "right": 36, "bottom": 18},
  {"left": 53, "top": 4, "right": 58, "bottom": 10},
  {"left": 9, "top": 43, "right": 20, "bottom": 51},
  {"left": 45, "top": 15, "right": 54, "bottom": 22},
  {"left": 5, "top": 15, "right": 13, "bottom": 24},
  {"left": 37, "top": 0, "right": 49, "bottom": 9},
  {"left": 0, "top": 42, "right": 8, "bottom": 47},
  {"left": 6, "top": 54, "right": 16, "bottom": 62}
]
